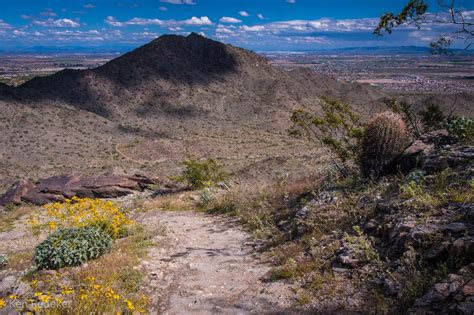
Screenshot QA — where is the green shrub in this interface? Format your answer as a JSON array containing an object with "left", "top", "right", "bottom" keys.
[
  {"left": 290, "top": 95, "right": 364, "bottom": 174},
  {"left": 34, "top": 226, "right": 112, "bottom": 270},
  {"left": 0, "top": 254, "right": 7, "bottom": 268},
  {"left": 419, "top": 103, "right": 446, "bottom": 132},
  {"left": 446, "top": 116, "right": 474, "bottom": 142},
  {"left": 174, "top": 157, "right": 228, "bottom": 189},
  {"left": 360, "top": 111, "right": 409, "bottom": 178},
  {"left": 404, "top": 169, "right": 426, "bottom": 185},
  {"left": 385, "top": 98, "right": 447, "bottom": 138},
  {"left": 198, "top": 188, "right": 214, "bottom": 206},
  {"left": 4, "top": 203, "right": 17, "bottom": 212}
]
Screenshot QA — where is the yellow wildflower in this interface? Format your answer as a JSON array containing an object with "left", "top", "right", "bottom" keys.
[
  {"left": 0, "top": 299, "right": 5, "bottom": 309},
  {"left": 38, "top": 295, "right": 51, "bottom": 303},
  {"left": 61, "top": 288, "right": 74, "bottom": 295},
  {"left": 124, "top": 299, "right": 135, "bottom": 311},
  {"left": 48, "top": 221, "right": 58, "bottom": 231}
]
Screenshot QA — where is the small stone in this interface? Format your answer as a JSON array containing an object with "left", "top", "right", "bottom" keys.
[
  {"left": 462, "top": 280, "right": 474, "bottom": 296},
  {"left": 443, "top": 222, "right": 467, "bottom": 234},
  {"left": 449, "top": 282, "right": 461, "bottom": 294},
  {"left": 13, "top": 281, "right": 31, "bottom": 296},
  {"left": 383, "top": 277, "right": 400, "bottom": 296},
  {"left": 0, "top": 275, "right": 17, "bottom": 293},
  {"left": 434, "top": 283, "right": 449, "bottom": 297}
]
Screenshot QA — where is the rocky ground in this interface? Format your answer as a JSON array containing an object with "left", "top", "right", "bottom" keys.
[
  {"left": 0, "top": 129, "right": 472, "bottom": 314},
  {"left": 0, "top": 192, "right": 298, "bottom": 314}
]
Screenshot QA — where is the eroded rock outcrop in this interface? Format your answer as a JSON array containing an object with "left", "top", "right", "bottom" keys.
[
  {"left": 409, "top": 263, "right": 474, "bottom": 314},
  {"left": 397, "top": 129, "right": 473, "bottom": 174},
  {"left": 0, "top": 173, "right": 155, "bottom": 207}
]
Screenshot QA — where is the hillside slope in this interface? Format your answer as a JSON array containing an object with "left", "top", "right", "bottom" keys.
[{"left": 0, "top": 33, "right": 386, "bottom": 189}]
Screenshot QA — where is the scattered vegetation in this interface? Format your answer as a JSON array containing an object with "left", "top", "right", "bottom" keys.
[
  {"left": 0, "top": 254, "right": 7, "bottom": 269},
  {"left": 446, "top": 116, "right": 474, "bottom": 143},
  {"left": 0, "top": 205, "right": 34, "bottom": 233},
  {"left": 172, "top": 157, "right": 228, "bottom": 189},
  {"left": 3, "top": 203, "right": 17, "bottom": 212},
  {"left": 290, "top": 95, "right": 364, "bottom": 174},
  {"left": 33, "top": 226, "right": 112, "bottom": 270},
  {"left": 6, "top": 274, "right": 150, "bottom": 313},
  {"left": 0, "top": 198, "right": 161, "bottom": 313},
  {"left": 384, "top": 98, "right": 449, "bottom": 139}
]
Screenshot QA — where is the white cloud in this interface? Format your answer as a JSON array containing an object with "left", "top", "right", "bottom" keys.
[
  {"left": 287, "top": 0, "right": 296, "bottom": 3},
  {"left": 184, "top": 16, "right": 212, "bottom": 26},
  {"left": 219, "top": 17, "right": 242, "bottom": 24},
  {"left": 83, "top": 4, "right": 96, "bottom": 9},
  {"left": 408, "top": 30, "right": 434, "bottom": 42},
  {"left": 32, "top": 18, "right": 81, "bottom": 28},
  {"left": 250, "top": 17, "right": 378, "bottom": 34},
  {"left": 40, "top": 9, "right": 57, "bottom": 17},
  {"left": 216, "top": 24, "right": 235, "bottom": 34},
  {"left": 240, "top": 25, "right": 265, "bottom": 32},
  {"left": 238, "top": 11, "right": 250, "bottom": 17},
  {"left": 160, "top": 0, "right": 196, "bottom": 5},
  {"left": 126, "top": 18, "right": 165, "bottom": 26},
  {"left": 0, "top": 19, "right": 12, "bottom": 29},
  {"left": 106, "top": 16, "right": 212, "bottom": 27},
  {"left": 159, "top": 6, "right": 168, "bottom": 11},
  {"left": 13, "top": 30, "right": 27, "bottom": 36},
  {"left": 257, "top": 14, "right": 265, "bottom": 20},
  {"left": 169, "top": 26, "right": 183, "bottom": 31},
  {"left": 105, "top": 16, "right": 126, "bottom": 27}
]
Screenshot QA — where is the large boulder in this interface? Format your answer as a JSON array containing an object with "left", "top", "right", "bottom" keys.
[
  {"left": 0, "top": 180, "right": 35, "bottom": 205},
  {"left": 0, "top": 173, "right": 156, "bottom": 207}
]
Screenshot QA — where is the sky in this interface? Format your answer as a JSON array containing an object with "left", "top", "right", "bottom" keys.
[{"left": 1, "top": 0, "right": 473, "bottom": 51}]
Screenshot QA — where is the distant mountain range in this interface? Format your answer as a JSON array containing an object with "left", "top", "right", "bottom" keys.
[
  {"left": 0, "top": 45, "right": 134, "bottom": 54},
  {"left": 261, "top": 46, "right": 474, "bottom": 56},
  {"left": 2, "top": 43, "right": 473, "bottom": 56}
]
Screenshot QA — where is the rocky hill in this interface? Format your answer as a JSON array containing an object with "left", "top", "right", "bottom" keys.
[
  {"left": 0, "top": 33, "right": 387, "bottom": 189},
  {"left": 10, "top": 33, "right": 348, "bottom": 129}
]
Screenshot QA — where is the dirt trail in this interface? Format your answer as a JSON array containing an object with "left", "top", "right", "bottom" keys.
[{"left": 136, "top": 209, "right": 294, "bottom": 314}]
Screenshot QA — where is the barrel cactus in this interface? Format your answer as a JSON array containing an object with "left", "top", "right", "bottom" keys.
[{"left": 360, "top": 111, "right": 408, "bottom": 178}]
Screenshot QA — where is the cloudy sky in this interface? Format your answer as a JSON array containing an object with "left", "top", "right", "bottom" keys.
[{"left": 1, "top": 0, "right": 473, "bottom": 51}]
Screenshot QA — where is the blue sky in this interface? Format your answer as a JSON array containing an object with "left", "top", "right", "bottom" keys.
[{"left": 1, "top": 0, "right": 473, "bottom": 51}]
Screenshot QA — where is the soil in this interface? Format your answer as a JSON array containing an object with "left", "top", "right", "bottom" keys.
[{"left": 136, "top": 209, "right": 295, "bottom": 314}]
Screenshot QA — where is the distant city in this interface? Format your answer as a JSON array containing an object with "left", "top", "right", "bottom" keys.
[
  {"left": 264, "top": 50, "right": 474, "bottom": 94},
  {"left": 1, "top": 47, "right": 473, "bottom": 94}
]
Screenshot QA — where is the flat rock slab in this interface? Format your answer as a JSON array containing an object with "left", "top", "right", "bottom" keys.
[{"left": 0, "top": 173, "right": 155, "bottom": 206}]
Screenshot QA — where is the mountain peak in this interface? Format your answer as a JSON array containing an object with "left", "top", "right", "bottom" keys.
[{"left": 187, "top": 32, "right": 205, "bottom": 40}]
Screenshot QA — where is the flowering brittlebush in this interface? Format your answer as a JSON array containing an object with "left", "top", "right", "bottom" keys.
[
  {"left": 8, "top": 277, "right": 149, "bottom": 314},
  {"left": 29, "top": 197, "right": 133, "bottom": 239}
]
